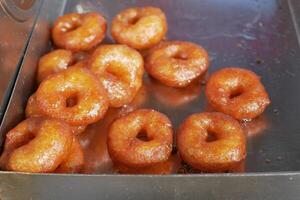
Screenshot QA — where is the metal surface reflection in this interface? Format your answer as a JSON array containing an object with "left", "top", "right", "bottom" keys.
[
  {"left": 0, "top": 0, "right": 39, "bottom": 127},
  {"left": 2, "top": 0, "right": 300, "bottom": 175}
]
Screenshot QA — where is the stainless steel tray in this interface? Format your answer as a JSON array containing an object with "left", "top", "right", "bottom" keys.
[
  {"left": 1, "top": 0, "right": 300, "bottom": 199},
  {"left": 0, "top": 0, "right": 40, "bottom": 124}
]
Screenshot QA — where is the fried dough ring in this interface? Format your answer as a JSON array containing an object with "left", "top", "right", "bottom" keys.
[
  {"left": 36, "top": 67, "right": 109, "bottom": 126},
  {"left": 145, "top": 41, "right": 209, "bottom": 87},
  {"left": 0, "top": 117, "right": 73, "bottom": 173},
  {"left": 177, "top": 112, "right": 246, "bottom": 172},
  {"left": 111, "top": 7, "right": 167, "bottom": 50},
  {"left": 88, "top": 45, "right": 144, "bottom": 107},
  {"left": 52, "top": 12, "right": 106, "bottom": 51},
  {"left": 108, "top": 109, "right": 173, "bottom": 167},
  {"left": 205, "top": 67, "right": 270, "bottom": 120}
]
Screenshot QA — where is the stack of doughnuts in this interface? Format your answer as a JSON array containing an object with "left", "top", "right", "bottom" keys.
[{"left": 0, "top": 6, "right": 270, "bottom": 174}]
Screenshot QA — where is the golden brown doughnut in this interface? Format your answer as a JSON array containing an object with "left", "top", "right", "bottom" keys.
[
  {"left": 108, "top": 109, "right": 173, "bottom": 167},
  {"left": 36, "top": 67, "right": 109, "bottom": 126},
  {"left": 177, "top": 112, "right": 246, "bottom": 172},
  {"left": 205, "top": 67, "right": 270, "bottom": 120},
  {"left": 145, "top": 41, "right": 209, "bottom": 87},
  {"left": 52, "top": 12, "right": 106, "bottom": 51},
  {"left": 0, "top": 117, "right": 73, "bottom": 173},
  {"left": 111, "top": 7, "right": 167, "bottom": 50},
  {"left": 88, "top": 44, "right": 144, "bottom": 107}
]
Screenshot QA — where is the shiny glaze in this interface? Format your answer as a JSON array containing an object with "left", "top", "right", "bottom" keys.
[
  {"left": 56, "top": 136, "right": 84, "bottom": 173},
  {"left": 145, "top": 41, "right": 209, "bottom": 87},
  {"left": 177, "top": 112, "right": 246, "bottom": 172},
  {"left": 205, "top": 67, "right": 270, "bottom": 120},
  {"left": 108, "top": 109, "right": 173, "bottom": 168},
  {"left": 0, "top": 117, "right": 73, "bottom": 173},
  {"left": 37, "top": 49, "right": 73, "bottom": 83},
  {"left": 52, "top": 12, "right": 106, "bottom": 51},
  {"left": 26, "top": 93, "right": 87, "bottom": 135},
  {"left": 111, "top": 7, "right": 167, "bottom": 50},
  {"left": 114, "top": 155, "right": 181, "bottom": 174},
  {"left": 146, "top": 78, "right": 201, "bottom": 107},
  {"left": 36, "top": 67, "right": 109, "bottom": 126},
  {"left": 88, "top": 45, "right": 144, "bottom": 107}
]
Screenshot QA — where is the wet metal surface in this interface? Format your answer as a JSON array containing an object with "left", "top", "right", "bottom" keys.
[
  {"left": 61, "top": 0, "right": 300, "bottom": 173},
  {"left": 0, "top": 0, "right": 40, "bottom": 124},
  {"left": 1, "top": 0, "right": 300, "bottom": 199}
]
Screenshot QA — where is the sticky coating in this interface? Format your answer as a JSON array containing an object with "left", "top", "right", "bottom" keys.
[
  {"left": 52, "top": 12, "right": 106, "bottom": 51},
  {"left": 25, "top": 93, "right": 86, "bottom": 135},
  {"left": 108, "top": 109, "right": 173, "bottom": 167},
  {"left": 37, "top": 49, "right": 73, "bottom": 83},
  {"left": 205, "top": 67, "right": 270, "bottom": 120},
  {"left": 147, "top": 78, "right": 201, "bottom": 107},
  {"left": 56, "top": 136, "right": 84, "bottom": 173},
  {"left": 177, "top": 112, "right": 246, "bottom": 172},
  {"left": 145, "top": 41, "right": 209, "bottom": 87},
  {"left": 111, "top": 7, "right": 167, "bottom": 50},
  {"left": 114, "top": 155, "right": 180, "bottom": 174},
  {"left": 88, "top": 45, "right": 144, "bottom": 107},
  {"left": 36, "top": 67, "right": 109, "bottom": 126},
  {"left": 0, "top": 117, "right": 73, "bottom": 173}
]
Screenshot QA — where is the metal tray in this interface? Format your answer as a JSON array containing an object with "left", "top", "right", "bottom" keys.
[
  {"left": 0, "top": 0, "right": 40, "bottom": 124},
  {"left": 1, "top": 0, "right": 300, "bottom": 199}
]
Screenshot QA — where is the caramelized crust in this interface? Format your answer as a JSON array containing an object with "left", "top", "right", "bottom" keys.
[
  {"left": 36, "top": 67, "right": 109, "bottom": 126},
  {"left": 205, "top": 67, "right": 270, "bottom": 120},
  {"left": 0, "top": 117, "right": 73, "bottom": 173},
  {"left": 177, "top": 112, "right": 246, "bottom": 172},
  {"left": 145, "top": 41, "right": 209, "bottom": 87},
  {"left": 111, "top": 7, "right": 167, "bottom": 50},
  {"left": 88, "top": 45, "right": 144, "bottom": 107},
  {"left": 108, "top": 109, "right": 173, "bottom": 168},
  {"left": 52, "top": 12, "right": 106, "bottom": 51}
]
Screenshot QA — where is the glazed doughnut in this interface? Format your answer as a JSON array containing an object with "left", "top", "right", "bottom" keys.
[
  {"left": 25, "top": 93, "right": 86, "bottom": 135},
  {"left": 0, "top": 117, "right": 73, "bottom": 173},
  {"left": 36, "top": 67, "right": 109, "bottom": 126},
  {"left": 52, "top": 12, "right": 106, "bottom": 51},
  {"left": 177, "top": 112, "right": 246, "bottom": 172},
  {"left": 145, "top": 41, "right": 209, "bottom": 87},
  {"left": 111, "top": 7, "right": 167, "bottom": 50},
  {"left": 108, "top": 109, "right": 173, "bottom": 167},
  {"left": 37, "top": 49, "right": 73, "bottom": 83},
  {"left": 205, "top": 67, "right": 270, "bottom": 120},
  {"left": 88, "top": 45, "right": 144, "bottom": 107},
  {"left": 56, "top": 136, "right": 84, "bottom": 173}
]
